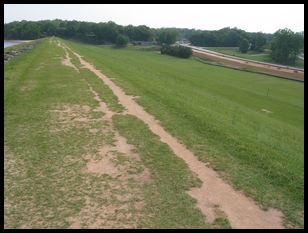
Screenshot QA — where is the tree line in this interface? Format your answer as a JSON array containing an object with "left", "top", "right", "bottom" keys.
[
  {"left": 4, "top": 19, "right": 178, "bottom": 45},
  {"left": 188, "top": 27, "right": 271, "bottom": 52},
  {"left": 4, "top": 20, "right": 303, "bottom": 65},
  {"left": 4, "top": 20, "right": 268, "bottom": 47}
]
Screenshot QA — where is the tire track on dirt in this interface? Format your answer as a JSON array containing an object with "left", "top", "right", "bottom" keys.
[{"left": 60, "top": 41, "right": 284, "bottom": 229}]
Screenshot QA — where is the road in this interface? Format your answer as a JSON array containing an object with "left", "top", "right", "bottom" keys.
[{"left": 181, "top": 44, "right": 304, "bottom": 81}]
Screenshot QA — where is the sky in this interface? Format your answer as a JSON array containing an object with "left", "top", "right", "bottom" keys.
[{"left": 4, "top": 4, "right": 304, "bottom": 33}]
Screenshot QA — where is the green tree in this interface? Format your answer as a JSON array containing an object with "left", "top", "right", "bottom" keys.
[
  {"left": 157, "top": 29, "right": 178, "bottom": 45},
  {"left": 239, "top": 38, "right": 249, "bottom": 53},
  {"left": 271, "top": 28, "right": 303, "bottom": 65},
  {"left": 255, "top": 33, "right": 267, "bottom": 52},
  {"left": 189, "top": 27, "right": 250, "bottom": 47},
  {"left": 250, "top": 32, "right": 267, "bottom": 52},
  {"left": 115, "top": 34, "right": 129, "bottom": 47}
]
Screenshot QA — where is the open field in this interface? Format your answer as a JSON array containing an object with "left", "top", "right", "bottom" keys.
[
  {"left": 4, "top": 38, "right": 304, "bottom": 228},
  {"left": 204, "top": 47, "right": 304, "bottom": 69}
]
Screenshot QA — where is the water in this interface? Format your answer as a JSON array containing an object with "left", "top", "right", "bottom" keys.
[{"left": 4, "top": 41, "right": 21, "bottom": 48}]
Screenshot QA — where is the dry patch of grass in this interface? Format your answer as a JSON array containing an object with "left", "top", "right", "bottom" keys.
[{"left": 48, "top": 101, "right": 149, "bottom": 229}]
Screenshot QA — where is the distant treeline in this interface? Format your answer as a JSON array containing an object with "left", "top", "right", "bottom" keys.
[
  {"left": 4, "top": 20, "right": 154, "bottom": 44},
  {"left": 189, "top": 28, "right": 273, "bottom": 49},
  {"left": 5, "top": 19, "right": 272, "bottom": 48}
]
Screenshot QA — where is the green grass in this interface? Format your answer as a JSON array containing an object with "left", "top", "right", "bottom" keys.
[
  {"left": 112, "top": 114, "right": 213, "bottom": 228},
  {"left": 4, "top": 38, "right": 218, "bottom": 228},
  {"left": 64, "top": 39, "right": 304, "bottom": 228},
  {"left": 4, "top": 38, "right": 115, "bottom": 228},
  {"left": 205, "top": 47, "right": 304, "bottom": 69},
  {"left": 192, "top": 56, "right": 303, "bottom": 82}
]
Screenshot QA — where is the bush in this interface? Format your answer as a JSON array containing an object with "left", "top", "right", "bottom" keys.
[
  {"left": 115, "top": 34, "right": 129, "bottom": 47},
  {"left": 239, "top": 39, "right": 249, "bottom": 53},
  {"left": 161, "top": 45, "right": 192, "bottom": 58},
  {"left": 271, "top": 28, "right": 303, "bottom": 65}
]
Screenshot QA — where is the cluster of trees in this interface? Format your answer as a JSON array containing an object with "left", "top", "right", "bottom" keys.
[
  {"left": 4, "top": 20, "right": 156, "bottom": 44},
  {"left": 238, "top": 32, "right": 267, "bottom": 53},
  {"left": 161, "top": 45, "right": 192, "bottom": 58},
  {"left": 271, "top": 28, "right": 304, "bottom": 65},
  {"left": 249, "top": 32, "right": 267, "bottom": 52},
  {"left": 4, "top": 20, "right": 184, "bottom": 47},
  {"left": 237, "top": 28, "right": 304, "bottom": 65},
  {"left": 4, "top": 20, "right": 271, "bottom": 49},
  {"left": 156, "top": 29, "right": 179, "bottom": 45},
  {"left": 115, "top": 34, "right": 129, "bottom": 47},
  {"left": 189, "top": 27, "right": 269, "bottom": 54},
  {"left": 189, "top": 27, "right": 251, "bottom": 47},
  {"left": 239, "top": 39, "right": 249, "bottom": 53}
]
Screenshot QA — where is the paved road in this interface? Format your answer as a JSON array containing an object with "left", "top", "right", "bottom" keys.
[
  {"left": 179, "top": 44, "right": 304, "bottom": 81},
  {"left": 183, "top": 44, "right": 304, "bottom": 73}
]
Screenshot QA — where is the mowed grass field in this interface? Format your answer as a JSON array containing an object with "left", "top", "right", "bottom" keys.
[
  {"left": 65, "top": 39, "right": 304, "bottom": 228},
  {"left": 204, "top": 47, "right": 304, "bottom": 69},
  {"left": 4, "top": 37, "right": 303, "bottom": 228}
]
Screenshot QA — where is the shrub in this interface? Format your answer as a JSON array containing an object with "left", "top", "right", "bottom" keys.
[
  {"left": 271, "top": 28, "right": 303, "bottom": 65},
  {"left": 239, "top": 39, "right": 249, "bottom": 53},
  {"left": 161, "top": 45, "right": 192, "bottom": 58},
  {"left": 115, "top": 34, "right": 129, "bottom": 48}
]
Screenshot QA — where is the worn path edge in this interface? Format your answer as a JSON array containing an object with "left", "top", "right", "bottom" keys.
[{"left": 60, "top": 41, "right": 284, "bottom": 229}]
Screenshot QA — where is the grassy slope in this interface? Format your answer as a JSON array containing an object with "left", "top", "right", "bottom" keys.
[
  {"left": 4, "top": 38, "right": 219, "bottom": 228},
  {"left": 205, "top": 47, "right": 304, "bottom": 69},
  {"left": 65, "top": 39, "right": 304, "bottom": 228}
]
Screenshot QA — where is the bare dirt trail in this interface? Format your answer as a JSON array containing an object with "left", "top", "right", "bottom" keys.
[
  {"left": 59, "top": 42, "right": 79, "bottom": 73},
  {"left": 56, "top": 41, "right": 150, "bottom": 228},
  {"left": 59, "top": 41, "right": 283, "bottom": 229}
]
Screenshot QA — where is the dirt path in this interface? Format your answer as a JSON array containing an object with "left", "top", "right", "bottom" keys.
[
  {"left": 56, "top": 41, "right": 150, "bottom": 228},
  {"left": 185, "top": 45, "right": 304, "bottom": 81},
  {"left": 60, "top": 41, "right": 283, "bottom": 229},
  {"left": 68, "top": 84, "right": 150, "bottom": 229},
  {"left": 58, "top": 42, "right": 79, "bottom": 72}
]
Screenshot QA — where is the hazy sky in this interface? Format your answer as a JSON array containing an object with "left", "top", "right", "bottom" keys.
[{"left": 4, "top": 4, "right": 304, "bottom": 33}]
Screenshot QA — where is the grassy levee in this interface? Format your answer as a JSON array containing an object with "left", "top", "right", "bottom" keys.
[
  {"left": 204, "top": 47, "right": 304, "bottom": 69},
  {"left": 5, "top": 38, "right": 96, "bottom": 228},
  {"left": 64, "top": 39, "right": 304, "bottom": 228},
  {"left": 68, "top": 46, "right": 219, "bottom": 229},
  {"left": 5, "top": 38, "right": 219, "bottom": 228},
  {"left": 4, "top": 38, "right": 110, "bottom": 228}
]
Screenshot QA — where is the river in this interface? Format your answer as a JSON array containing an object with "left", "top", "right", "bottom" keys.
[{"left": 4, "top": 40, "right": 25, "bottom": 48}]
